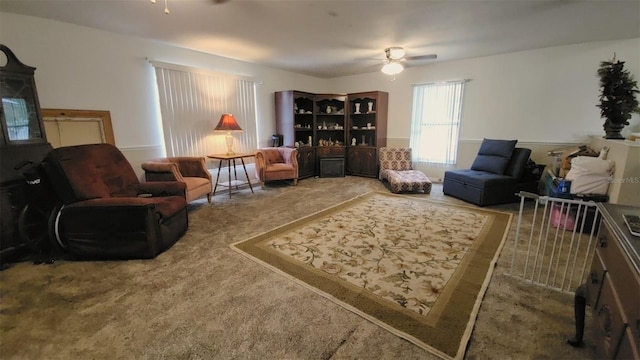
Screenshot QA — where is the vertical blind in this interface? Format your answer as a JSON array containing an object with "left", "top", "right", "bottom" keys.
[
  {"left": 410, "top": 80, "right": 466, "bottom": 165},
  {"left": 152, "top": 62, "right": 258, "bottom": 157}
]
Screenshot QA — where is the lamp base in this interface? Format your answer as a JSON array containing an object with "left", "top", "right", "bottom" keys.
[{"left": 225, "top": 132, "right": 235, "bottom": 155}]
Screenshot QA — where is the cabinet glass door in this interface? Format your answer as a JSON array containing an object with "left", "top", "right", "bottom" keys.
[{"left": 0, "top": 45, "right": 46, "bottom": 146}]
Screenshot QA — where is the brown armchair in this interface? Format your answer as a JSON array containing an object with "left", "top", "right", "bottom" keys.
[
  {"left": 42, "top": 143, "right": 188, "bottom": 259},
  {"left": 141, "top": 157, "right": 212, "bottom": 203},
  {"left": 254, "top": 147, "right": 298, "bottom": 189}
]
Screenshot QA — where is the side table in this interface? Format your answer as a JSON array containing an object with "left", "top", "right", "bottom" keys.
[{"left": 207, "top": 153, "right": 255, "bottom": 198}]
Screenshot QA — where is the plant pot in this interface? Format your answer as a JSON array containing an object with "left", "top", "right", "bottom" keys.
[{"left": 603, "top": 120, "right": 626, "bottom": 139}]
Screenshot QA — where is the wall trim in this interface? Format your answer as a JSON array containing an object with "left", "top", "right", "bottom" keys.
[
  {"left": 458, "top": 139, "right": 585, "bottom": 146},
  {"left": 119, "top": 145, "right": 162, "bottom": 152}
]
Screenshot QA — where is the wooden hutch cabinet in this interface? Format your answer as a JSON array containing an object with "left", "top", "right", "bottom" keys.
[
  {"left": 274, "top": 90, "right": 316, "bottom": 179},
  {"left": 275, "top": 90, "right": 388, "bottom": 179},
  {"left": 346, "top": 91, "right": 388, "bottom": 177},
  {"left": 0, "top": 45, "right": 53, "bottom": 265}
]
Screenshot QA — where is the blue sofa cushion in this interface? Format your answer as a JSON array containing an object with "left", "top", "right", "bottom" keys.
[
  {"left": 504, "top": 148, "right": 532, "bottom": 179},
  {"left": 470, "top": 139, "right": 517, "bottom": 174}
]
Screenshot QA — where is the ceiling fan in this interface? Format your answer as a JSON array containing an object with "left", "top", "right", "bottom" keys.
[
  {"left": 381, "top": 47, "right": 437, "bottom": 76},
  {"left": 150, "top": 0, "right": 230, "bottom": 14}
]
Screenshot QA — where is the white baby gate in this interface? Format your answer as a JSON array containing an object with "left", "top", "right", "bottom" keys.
[{"left": 507, "top": 191, "right": 602, "bottom": 294}]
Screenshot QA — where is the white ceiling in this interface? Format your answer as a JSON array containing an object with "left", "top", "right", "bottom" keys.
[{"left": 1, "top": 0, "right": 639, "bottom": 78}]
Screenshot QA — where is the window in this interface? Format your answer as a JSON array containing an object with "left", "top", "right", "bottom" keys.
[
  {"left": 151, "top": 61, "right": 258, "bottom": 157},
  {"left": 410, "top": 80, "right": 466, "bottom": 165}
]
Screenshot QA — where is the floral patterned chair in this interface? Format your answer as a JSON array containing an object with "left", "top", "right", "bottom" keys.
[{"left": 379, "top": 147, "right": 432, "bottom": 194}]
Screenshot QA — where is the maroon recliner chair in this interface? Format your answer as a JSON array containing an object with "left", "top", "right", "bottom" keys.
[{"left": 42, "top": 143, "right": 188, "bottom": 259}]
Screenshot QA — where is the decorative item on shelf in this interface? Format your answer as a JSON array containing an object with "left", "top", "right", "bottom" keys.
[
  {"left": 308, "top": 135, "right": 312, "bottom": 146},
  {"left": 318, "top": 125, "right": 322, "bottom": 130},
  {"left": 367, "top": 123, "right": 372, "bottom": 129},
  {"left": 322, "top": 121, "right": 327, "bottom": 129},
  {"left": 326, "top": 105, "right": 332, "bottom": 114},
  {"left": 355, "top": 103, "right": 361, "bottom": 114},
  {"left": 214, "top": 113, "right": 243, "bottom": 155},
  {"left": 361, "top": 135, "right": 366, "bottom": 145},
  {"left": 368, "top": 102, "right": 374, "bottom": 113},
  {"left": 294, "top": 141, "right": 300, "bottom": 148},
  {"left": 299, "top": 108, "right": 305, "bottom": 114},
  {"left": 597, "top": 53, "right": 640, "bottom": 139},
  {"left": 352, "top": 137, "right": 356, "bottom": 146}
]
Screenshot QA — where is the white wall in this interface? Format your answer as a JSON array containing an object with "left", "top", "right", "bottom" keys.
[
  {"left": 328, "top": 38, "right": 640, "bottom": 178},
  {"left": 0, "top": 12, "right": 328, "bottom": 176},
  {"left": 329, "top": 38, "right": 640, "bottom": 143},
  {"left": 2, "top": 12, "right": 638, "bottom": 181}
]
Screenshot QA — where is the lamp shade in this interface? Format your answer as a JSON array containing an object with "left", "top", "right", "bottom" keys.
[
  {"left": 381, "top": 62, "right": 404, "bottom": 75},
  {"left": 214, "top": 113, "right": 243, "bottom": 132}
]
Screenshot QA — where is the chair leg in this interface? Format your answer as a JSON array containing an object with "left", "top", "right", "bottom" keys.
[
  {"left": 293, "top": 178, "right": 298, "bottom": 186},
  {"left": 261, "top": 182, "right": 265, "bottom": 190},
  {"left": 207, "top": 193, "right": 212, "bottom": 203}
]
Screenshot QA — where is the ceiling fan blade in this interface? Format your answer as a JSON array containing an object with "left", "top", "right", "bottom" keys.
[{"left": 405, "top": 54, "right": 437, "bottom": 61}]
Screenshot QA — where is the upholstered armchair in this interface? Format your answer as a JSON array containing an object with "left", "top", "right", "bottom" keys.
[
  {"left": 42, "top": 143, "right": 189, "bottom": 259},
  {"left": 379, "top": 147, "right": 432, "bottom": 194},
  {"left": 254, "top": 147, "right": 298, "bottom": 189},
  {"left": 142, "top": 157, "right": 212, "bottom": 203}
]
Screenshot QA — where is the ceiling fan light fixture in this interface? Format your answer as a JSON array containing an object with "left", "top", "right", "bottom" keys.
[
  {"left": 385, "top": 47, "right": 405, "bottom": 60},
  {"left": 381, "top": 61, "right": 404, "bottom": 75}
]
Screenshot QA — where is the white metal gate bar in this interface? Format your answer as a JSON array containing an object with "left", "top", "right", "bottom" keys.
[{"left": 507, "top": 191, "right": 601, "bottom": 293}]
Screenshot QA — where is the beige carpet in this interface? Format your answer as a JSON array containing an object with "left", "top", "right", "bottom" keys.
[
  {"left": 0, "top": 176, "right": 598, "bottom": 359},
  {"left": 232, "top": 191, "right": 512, "bottom": 359}
]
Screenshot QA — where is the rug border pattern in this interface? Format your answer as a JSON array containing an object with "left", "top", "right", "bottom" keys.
[{"left": 230, "top": 191, "right": 512, "bottom": 360}]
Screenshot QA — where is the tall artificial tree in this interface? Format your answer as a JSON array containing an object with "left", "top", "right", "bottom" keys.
[{"left": 597, "top": 55, "right": 640, "bottom": 139}]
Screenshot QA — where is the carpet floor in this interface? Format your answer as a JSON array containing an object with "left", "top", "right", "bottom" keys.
[{"left": 0, "top": 176, "right": 598, "bottom": 359}]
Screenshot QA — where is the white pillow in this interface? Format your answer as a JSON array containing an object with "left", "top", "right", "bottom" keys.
[{"left": 565, "top": 156, "right": 614, "bottom": 194}]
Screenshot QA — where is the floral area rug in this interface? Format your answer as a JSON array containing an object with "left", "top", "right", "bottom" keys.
[{"left": 231, "top": 191, "right": 512, "bottom": 359}]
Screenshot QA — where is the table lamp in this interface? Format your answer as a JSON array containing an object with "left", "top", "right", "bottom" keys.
[{"left": 214, "top": 113, "right": 243, "bottom": 155}]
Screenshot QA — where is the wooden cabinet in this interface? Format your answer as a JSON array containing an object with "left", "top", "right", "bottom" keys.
[
  {"left": 1, "top": 45, "right": 53, "bottom": 265},
  {"left": 588, "top": 203, "right": 640, "bottom": 359},
  {"left": 296, "top": 146, "right": 315, "bottom": 179},
  {"left": 275, "top": 90, "right": 388, "bottom": 178},
  {"left": 346, "top": 91, "right": 388, "bottom": 177},
  {"left": 275, "top": 90, "right": 315, "bottom": 179},
  {"left": 346, "top": 147, "right": 377, "bottom": 177},
  {"left": 275, "top": 90, "right": 314, "bottom": 148}
]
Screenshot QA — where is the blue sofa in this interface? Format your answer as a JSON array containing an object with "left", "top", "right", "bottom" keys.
[{"left": 443, "top": 139, "right": 538, "bottom": 207}]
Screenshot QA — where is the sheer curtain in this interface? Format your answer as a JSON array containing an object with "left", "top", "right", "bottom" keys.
[
  {"left": 410, "top": 80, "right": 466, "bottom": 166},
  {"left": 151, "top": 61, "right": 258, "bottom": 157}
]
